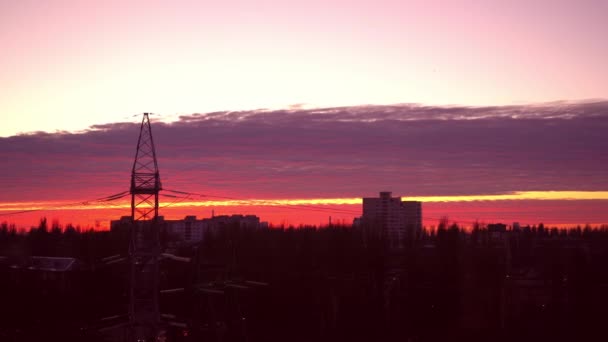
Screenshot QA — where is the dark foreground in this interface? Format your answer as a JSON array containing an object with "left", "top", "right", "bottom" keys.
[{"left": 2, "top": 220, "right": 608, "bottom": 341}]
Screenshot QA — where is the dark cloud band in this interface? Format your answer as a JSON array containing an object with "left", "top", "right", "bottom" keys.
[{"left": 1, "top": 101, "right": 607, "bottom": 202}]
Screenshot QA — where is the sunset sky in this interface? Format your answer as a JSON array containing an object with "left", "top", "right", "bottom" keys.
[{"left": 1, "top": 0, "right": 607, "bottom": 228}]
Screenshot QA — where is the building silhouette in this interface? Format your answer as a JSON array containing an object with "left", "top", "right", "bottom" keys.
[
  {"left": 361, "top": 191, "right": 422, "bottom": 248},
  {"left": 111, "top": 214, "right": 266, "bottom": 244}
]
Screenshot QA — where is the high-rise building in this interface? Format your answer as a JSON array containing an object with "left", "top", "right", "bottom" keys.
[
  {"left": 402, "top": 200, "right": 422, "bottom": 232},
  {"left": 361, "top": 191, "right": 422, "bottom": 249}
]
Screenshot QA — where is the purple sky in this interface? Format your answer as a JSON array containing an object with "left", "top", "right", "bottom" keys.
[
  {"left": 1, "top": 0, "right": 607, "bottom": 136},
  {"left": 3, "top": 101, "right": 608, "bottom": 201}
]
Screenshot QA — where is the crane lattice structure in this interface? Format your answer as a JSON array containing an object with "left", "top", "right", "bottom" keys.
[{"left": 129, "top": 113, "right": 162, "bottom": 341}]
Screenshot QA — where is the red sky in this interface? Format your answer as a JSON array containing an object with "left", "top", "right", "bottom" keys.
[
  {"left": 1, "top": 103, "right": 608, "bottom": 229},
  {"left": 3, "top": 199, "right": 608, "bottom": 231}
]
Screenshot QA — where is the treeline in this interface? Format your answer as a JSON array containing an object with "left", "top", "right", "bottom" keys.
[
  {"left": 2, "top": 218, "right": 608, "bottom": 259},
  {"left": 185, "top": 222, "right": 608, "bottom": 342},
  {"left": 0, "top": 218, "right": 123, "bottom": 262},
  {"left": 2, "top": 219, "right": 608, "bottom": 341}
]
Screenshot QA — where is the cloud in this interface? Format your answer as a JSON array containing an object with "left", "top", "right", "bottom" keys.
[{"left": 1, "top": 101, "right": 607, "bottom": 202}]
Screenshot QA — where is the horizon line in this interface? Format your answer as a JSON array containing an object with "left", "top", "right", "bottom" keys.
[{"left": 2, "top": 190, "right": 608, "bottom": 213}]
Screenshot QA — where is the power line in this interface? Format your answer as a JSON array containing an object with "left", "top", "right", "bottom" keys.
[
  {"left": 0, "top": 190, "right": 130, "bottom": 217},
  {"left": 163, "top": 189, "right": 530, "bottom": 227},
  {"left": 162, "top": 188, "right": 361, "bottom": 215},
  {"left": 164, "top": 189, "right": 485, "bottom": 224},
  {"left": 163, "top": 189, "right": 361, "bottom": 214},
  {"left": 160, "top": 193, "right": 192, "bottom": 209},
  {"left": 0, "top": 187, "right": 535, "bottom": 228}
]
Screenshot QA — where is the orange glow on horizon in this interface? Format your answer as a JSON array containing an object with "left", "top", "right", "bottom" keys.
[
  {"left": 0, "top": 191, "right": 607, "bottom": 230},
  {"left": 3, "top": 191, "right": 608, "bottom": 213}
]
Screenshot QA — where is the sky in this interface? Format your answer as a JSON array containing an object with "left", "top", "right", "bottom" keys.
[
  {"left": 2, "top": 102, "right": 608, "bottom": 228},
  {"left": 1, "top": 0, "right": 607, "bottom": 228}
]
